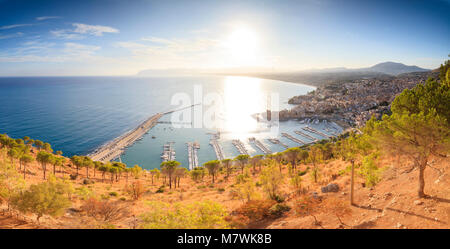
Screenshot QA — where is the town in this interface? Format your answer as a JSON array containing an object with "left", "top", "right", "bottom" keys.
[{"left": 279, "top": 71, "right": 439, "bottom": 127}]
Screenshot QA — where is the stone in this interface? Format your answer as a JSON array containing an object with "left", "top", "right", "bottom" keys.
[
  {"left": 414, "top": 200, "right": 424, "bottom": 205},
  {"left": 321, "top": 183, "right": 339, "bottom": 193}
]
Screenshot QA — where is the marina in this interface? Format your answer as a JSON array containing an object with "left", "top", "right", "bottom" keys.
[
  {"left": 249, "top": 137, "right": 272, "bottom": 154},
  {"left": 187, "top": 142, "right": 200, "bottom": 170},
  {"left": 161, "top": 142, "right": 176, "bottom": 162},
  {"left": 89, "top": 113, "right": 163, "bottom": 162},
  {"left": 294, "top": 130, "right": 318, "bottom": 142},
  {"left": 232, "top": 139, "right": 250, "bottom": 155},
  {"left": 281, "top": 132, "right": 306, "bottom": 145},
  {"left": 302, "top": 126, "right": 332, "bottom": 139},
  {"left": 267, "top": 138, "right": 289, "bottom": 149}
]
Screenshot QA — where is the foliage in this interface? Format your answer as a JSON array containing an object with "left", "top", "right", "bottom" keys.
[
  {"left": 81, "top": 197, "right": 130, "bottom": 224},
  {"left": 259, "top": 163, "right": 284, "bottom": 201},
  {"left": 128, "top": 180, "right": 145, "bottom": 200},
  {"left": 364, "top": 76, "right": 450, "bottom": 197},
  {"left": 235, "top": 200, "right": 277, "bottom": 222},
  {"left": 140, "top": 200, "right": 229, "bottom": 229},
  {"left": 203, "top": 160, "right": 221, "bottom": 183},
  {"left": 359, "top": 153, "right": 384, "bottom": 187},
  {"left": 11, "top": 176, "right": 72, "bottom": 221},
  {"left": 0, "top": 161, "right": 25, "bottom": 208}
]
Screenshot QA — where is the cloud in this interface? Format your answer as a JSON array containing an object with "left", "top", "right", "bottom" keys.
[
  {"left": 51, "top": 23, "right": 119, "bottom": 39},
  {"left": 0, "top": 41, "right": 101, "bottom": 63},
  {"left": 50, "top": 29, "right": 84, "bottom": 40},
  {"left": 72, "top": 23, "right": 119, "bottom": 36},
  {"left": 36, "top": 16, "right": 61, "bottom": 21},
  {"left": 0, "top": 32, "right": 23, "bottom": 40},
  {"left": 0, "top": 24, "right": 33, "bottom": 30}
]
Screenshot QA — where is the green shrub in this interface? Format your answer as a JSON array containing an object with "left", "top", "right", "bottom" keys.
[
  {"left": 140, "top": 200, "right": 229, "bottom": 228},
  {"left": 155, "top": 185, "right": 165, "bottom": 193},
  {"left": 269, "top": 203, "right": 291, "bottom": 217},
  {"left": 109, "top": 191, "right": 118, "bottom": 197}
]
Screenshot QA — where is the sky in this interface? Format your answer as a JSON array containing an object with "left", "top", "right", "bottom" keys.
[{"left": 0, "top": 0, "right": 449, "bottom": 76}]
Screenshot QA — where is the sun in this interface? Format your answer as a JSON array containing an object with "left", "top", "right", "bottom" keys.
[{"left": 224, "top": 26, "right": 260, "bottom": 66}]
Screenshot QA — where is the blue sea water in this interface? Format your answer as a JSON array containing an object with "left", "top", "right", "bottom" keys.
[{"left": 0, "top": 75, "right": 340, "bottom": 170}]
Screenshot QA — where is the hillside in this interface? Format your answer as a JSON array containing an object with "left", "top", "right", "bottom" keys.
[{"left": 0, "top": 147, "right": 448, "bottom": 229}]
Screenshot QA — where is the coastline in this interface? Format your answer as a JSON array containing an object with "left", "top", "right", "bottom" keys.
[{"left": 88, "top": 113, "right": 163, "bottom": 162}]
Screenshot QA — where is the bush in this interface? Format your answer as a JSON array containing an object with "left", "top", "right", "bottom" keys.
[
  {"left": 11, "top": 177, "right": 72, "bottom": 222},
  {"left": 235, "top": 200, "right": 277, "bottom": 222},
  {"left": 140, "top": 200, "right": 229, "bottom": 228},
  {"left": 76, "top": 186, "right": 93, "bottom": 200},
  {"left": 269, "top": 203, "right": 291, "bottom": 217},
  {"left": 81, "top": 198, "right": 130, "bottom": 223},
  {"left": 83, "top": 179, "right": 95, "bottom": 185},
  {"left": 298, "top": 170, "right": 308, "bottom": 176},
  {"left": 128, "top": 181, "right": 145, "bottom": 200},
  {"left": 272, "top": 194, "right": 285, "bottom": 203},
  {"left": 217, "top": 188, "right": 225, "bottom": 193},
  {"left": 155, "top": 185, "right": 165, "bottom": 193},
  {"left": 109, "top": 192, "right": 118, "bottom": 197}
]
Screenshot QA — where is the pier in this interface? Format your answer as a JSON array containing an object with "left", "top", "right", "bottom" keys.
[
  {"left": 281, "top": 132, "right": 305, "bottom": 145},
  {"left": 210, "top": 137, "right": 225, "bottom": 161},
  {"left": 161, "top": 142, "right": 176, "bottom": 162},
  {"left": 232, "top": 139, "right": 249, "bottom": 155},
  {"left": 249, "top": 137, "right": 272, "bottom": 154},
  {"left": 294, "top": 130, "right": 318, "bottom": 142},
  {"left": 302, "top": 126, "right": 332, "bottom": 139},
  {"left": 87, "top": 104, "right": 200, "bottom": 162},
  {"left": 267, "top": 138, "right": 289, "bottom": 149},
  {"left": 187, "top": 142, "right": 200, "bottom": 170},
  {"left": 88, "top": 113, "right": 163, "bottom": 162}
]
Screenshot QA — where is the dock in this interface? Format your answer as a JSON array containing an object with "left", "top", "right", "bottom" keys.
[
  {"left": 187, "top": 142, "right": 200, "bottom": 170},
  {"left": 232, "top": 139, "right": 249, "bottom": 155},
  {"left": 161, "top": 142, "right": 176, "bottom": 162},
  {"left": 267, "top": 138, "right": 289, "bottom": 149},
  {"left": 249, "top": 137, "right": 272, "bottom": 154},
  {"left": 281, "top": 132, "right": 305, "bottom": 145},
  {"left": 210, "top": 138, "right": 225, "bottom": 160},
  {"left": 302, "top": 126, "right": 332, "bottom": 139},
  {"left": 88, "top": 113, "right": 163, "bottom": 162},
  {"left": 294, "top": 130, "right": 318, "bottom": 142}
]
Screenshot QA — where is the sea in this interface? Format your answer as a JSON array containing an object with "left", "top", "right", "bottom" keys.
[{"left": 0, "top": 75, "right": 342, "bottom": 170}]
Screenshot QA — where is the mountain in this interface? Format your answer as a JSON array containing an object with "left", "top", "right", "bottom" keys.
[{"left": 364, "top": 61, "right": 429, "bottom": 75}]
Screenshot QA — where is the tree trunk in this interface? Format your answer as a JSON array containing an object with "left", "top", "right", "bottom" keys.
[
  {"left": 350, "top": 160, "right": 355, "bottom": 205},
  {"left": 23, "top": 164, "right": 26, "bottom": 179},
  {"left": 86, "top": 167, "right": 89, "bottom": 179},
  {"left": 43, "top": 164, "right": 46, "bottom": 180},
  {"left": 53, "top": 164, "right": 56, "bottom": 176},
  {"left": 418, "top": 160, "right": 427, "bottom": 198}
]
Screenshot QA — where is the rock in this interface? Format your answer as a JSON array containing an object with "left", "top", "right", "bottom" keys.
[
  {"left": 396, "top": 223, "right": 403, "bottom": 228},
  {"left": 321, "top": 183, "right": 339, "bottom": 193},
  {"left": 414, "top": 200, "right": 424, "bottom": 205},
  {"left": 368, "top": 193, "right": 374, "bottom": 198},
  {"left": 311, "top": 192, "right": 321, "bottom": 200},
  {"left": 383, "top": 192, "right": 392, "bottom": 200}
]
